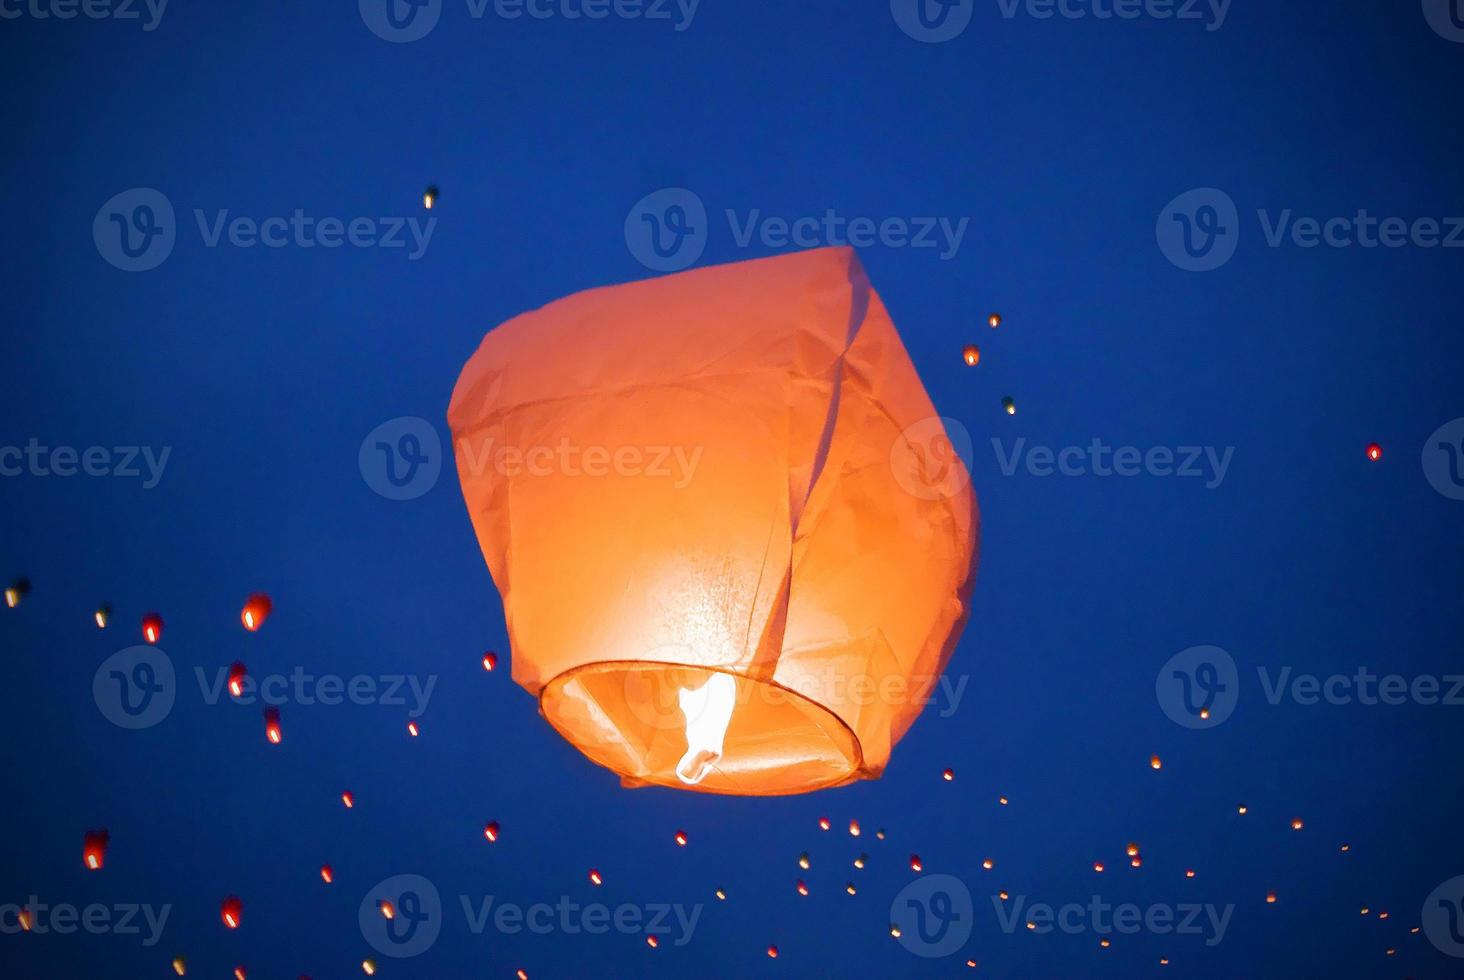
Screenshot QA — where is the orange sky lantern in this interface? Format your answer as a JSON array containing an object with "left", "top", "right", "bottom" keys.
[
  {"left": 264, "top": 708, "right": 282, "bottom": 744},
  {"left": 241, "top": 594, "right": 272, "bottom": 631},
  {"left": 448, "top": 248, "right": 977, "bottom": 796},
  {"left": 221, "top": 896, "right": 242, "bottom": 929},
  {"left": 962, "top": 344, "right": 980, "bottom": 366},
  {"left": 95, "top": 604, "right": 110, "bottom": 628},
  {"left": 341, "top": 791, "right": 354, "bottom": 808},
  {"left": 482, "top": 652, "right": 498, "bottom": 671},
  {"left": 83, "top": 829, "right": 108, "bottom": 870},
  {"left": 228, "top": 663, "right": 247, "bottom": 698},
  {"left": 142, "top": 613, "right": 163, "bottom": 644},
  {"left": 484, "top": 821, "right": 500, "bottom": 842},
  {"left": 320, "top": 865, "right": 333, "bottom": 883}
]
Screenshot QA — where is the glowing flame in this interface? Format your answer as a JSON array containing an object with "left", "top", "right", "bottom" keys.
[{"left": 674, "top": 673, "right": 736, "bottom": 785}]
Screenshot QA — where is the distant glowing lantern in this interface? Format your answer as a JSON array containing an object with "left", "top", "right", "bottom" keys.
[
  {"left": 448, "top": 248, "right": 977, "bottom": 796},
  {"left": 767, "top": 946, "right": 779, "bottom": 959},
  {"left": 646, "top": 936, "right": 659, "bottom": 949},
  {"left": 172, "top": 956, "right": 186, "bottom": 975},
  {"left": 962, "top": 345, "right": 980, "bottom": 367},
  {"left": 796, "top": 880, "right": 808, "bottom": 896},
  {"left": 589, "top": 869, "right": 603, "bottom": 886},
  {"left": 674, "top": 830, "right": 688, "bottom": 846},
  {"left": 19, "top": 907, "right": 32, "bottom": 931},
  {"left": 484, "top": 821, "right": 500, "bottom": 842},
  {"left": 233, "top": 968, "right": 246, "bottom": 980},
  {"left": 998, "top": 797, "right": 1008, "bottom": 806},
  {"left": 854, "top": 854, "right": 867, "bottom": 869},
  {"left": 1131, "top": 856, "right": 1143, "bottom": 868},
  {"left": 4, "top": 578, "right": 29, "bottom": 608},
  {"left": 1093, "top": 862, "right": 1105, "bottom": 873},
  {"left": 798, "top": 852, "right": 810, "bottom": 870},
  {"left": 998, "top": 891, "right": 1009, "bottom": 901},
  {"left": 221, "top": 896, "right": 242, "bottom": 929},
  {"left": 407, "top": 721, "right": 420, "bottom": 737},
  {"left": 362, "top": 960, "right": 376, "bottom": 976},
  {"left": 142, "top": 613, "right": 163, "bottom": 644},
  {"left": 876, "top": 828, "right": 887, "bottom": 840},
  {"left": 342, "top": 791, "right": 354, "bottom": 808},
  {"left": 1237, "top": 805, "right": 1248, "bottom": 815},
  {"left": 818, "top": 818, "right": 831, "bottom": 831},
  {"left": 1126, "top": 843, "right": 1139, "bottom": 857},
  {"left": 264, "top": 708, "right": 282, "bottom": 744},
  {"left": 1340, "top": 843, "right": 1350, "bottom": 852},
  {"left": 1100, "top": 939, "right": 1111, "bottom": 949},
  {"left": 715, "top": 888, "right": 726, "bottom": 900},
  {"left": 379, "top": 900, "right": 395, "bottom": 919},
  {"left": 424, "top": 185, "right": 438, "bottom": 210},
  {"left": 518, "top": 971, "right": 529, "bottom": 980},
  {"left": 988, "top": 313, "right": 1002, "bottom": 329},
  {"left": 1150, "top": 755, "right": 1162, "bottom": 770},
  {"left": 942, "top": 768, "right": 954, "bottom": 781},
  {"left": 241, "top": 594, "right": 272, "bottom": 631},
  {"left": 889, "top": 924, "right": 901, "bottom": 938},
  {"left": 1265, "top": 891, "right": 1276, "bottom": 904},
  {"left": 849, "top": 820, "right": 861, "bottom": 837},
  {"left": 1366, "top": 443, "right": 1382, "bottom": 462},
  {"left": 320, "top": 865, "right": 333, "bottom": 883},
  {"left": 1185, "top": 869, "right": 1196, "bottom": 879},
  {"left": 845, "top": 882, "right": 857, "bottom": 895},
  {"left": 1002, "top": 396, "right": 1016, "bottom": 416},
  {"left": 1291, "top": 818, "right": 1303, "bottom": 831},
  {"left": 83, "top": 829, "right": 109, "bottom": 870},
  {"left": 982, "top": 859, "right": 993, "bottom": 870},
  {"left": 482, "top": 652, "right": 498, "bottom": 672},
  {"left": 229, "top": 663, "right": 248, "bottom": 698},
  {"left": 909, "top": 855, "right": 922, "bottom": 872},
  {"left": 95, "top": 604, "right": 111, "bottom": 629}
]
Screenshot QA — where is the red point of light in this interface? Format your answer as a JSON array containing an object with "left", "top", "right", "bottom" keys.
[
  {"left": 83, "top": 829, "right": 109, "bottom": 870},
  {"left": 484, "top": 821, "right": 500, "bottom": 842},
  {"left": 589, "top": 869, "right": 603, "bottom": 886},
  {"left": 1366, "top": 443, "right": 1383, "bottom": 462},
  {"left": 264, "top": 708, "right": 282, "bottom": 744},
  {"left": 674, "top": 830, "right": 687, "bottom": 846},
  {"left": 909, "top": 854, "right": 922, "bottom": 872},
  {"left": 341, "top": 791, "right": 354, "bottom": 808},
  {"left": 228, "top": 662, "right": 247, "bottom": 698},
  {"left": 482, "top": 652, "right": 498, "bottom": 671},
  {"left": 221, "top": 896, "right": 242, "bottom": 929},
  {"left": 320, "top": 865, "right": 333, "bottom": 883},
  {"left": 767, "top": 945, "right": 779, "bottom": 959},
  {"left": 141, "top": 613, "right": 163, "bottom": 645}
]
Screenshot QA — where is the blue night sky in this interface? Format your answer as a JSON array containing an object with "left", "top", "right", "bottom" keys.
[{"left": 3, "top": 2, "right": 1464, "bottom": 978}]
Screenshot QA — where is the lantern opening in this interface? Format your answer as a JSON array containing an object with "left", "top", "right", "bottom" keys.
[{"left": 541, "top": 662, "right": 863, "bottom": 796}]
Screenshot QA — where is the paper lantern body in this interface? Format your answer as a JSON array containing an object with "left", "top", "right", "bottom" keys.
[{"left": 449, "top": 247, "right": 977, "bottom": 795}]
